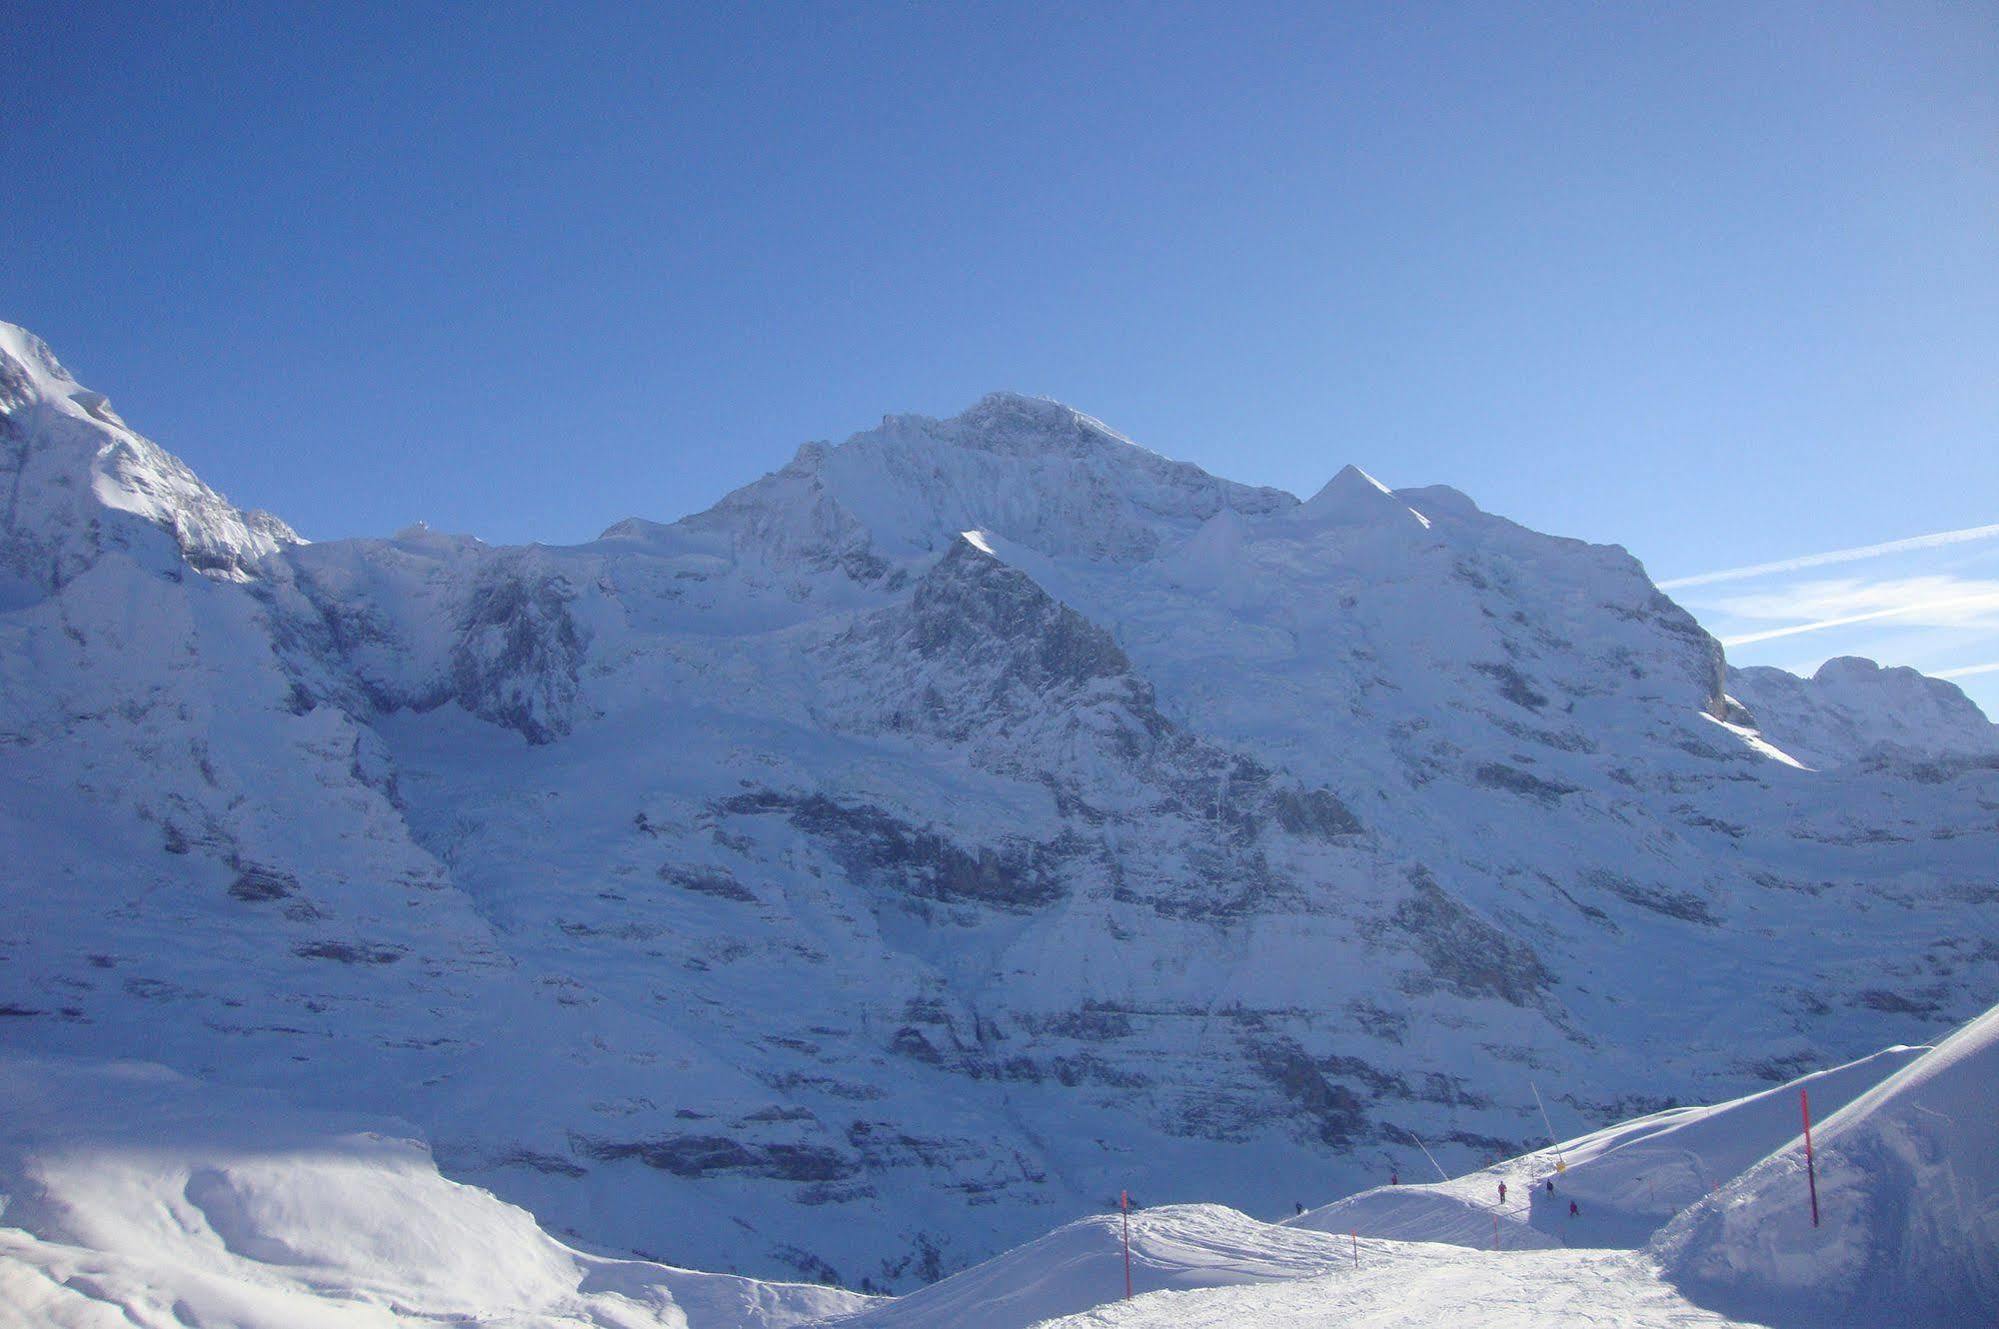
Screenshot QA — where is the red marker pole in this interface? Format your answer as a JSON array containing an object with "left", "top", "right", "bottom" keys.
[
  {"left": 1121, "top": 1189, "right": 1133, "bottom": 1299},
  {"left": 1351, "top": 1231, "right": 1358, "bottom": 1269},
  {"left": 1800, "top": 1089, "right": 1821, "bottom": 1228}
]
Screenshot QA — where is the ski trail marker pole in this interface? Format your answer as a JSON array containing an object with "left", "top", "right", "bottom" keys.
[
  {"left": 1121, "top": 1189, "right": 1133, "bottom": 1299},
  {"left": 1351, "top": 1231, "right": 1358, "bottom": 1269},
  {"left": 1800, "top": 1090, "right": 1820, "bottom": 1227}
]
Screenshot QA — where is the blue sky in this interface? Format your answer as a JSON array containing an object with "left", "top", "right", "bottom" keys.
[{"left": 6, "top": 3, "right": 1995, "bottom": 712}]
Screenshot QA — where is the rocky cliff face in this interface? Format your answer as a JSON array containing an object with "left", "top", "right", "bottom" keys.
[{"left": 2, "top": 321, "right": 1994, "bottom": 1290}]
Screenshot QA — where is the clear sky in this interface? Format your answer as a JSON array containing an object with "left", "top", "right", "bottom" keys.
[{"left": 7, "top": 3, "right": 1996, "bottom": 712}]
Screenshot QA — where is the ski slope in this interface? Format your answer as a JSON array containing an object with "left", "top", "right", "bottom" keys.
[
  {"left": 1286, "top": 1044, "right": 1927, "bottom": 1251},
  {"left": 833, "top": 1014, "right": 1991, "bottom": 1329}
]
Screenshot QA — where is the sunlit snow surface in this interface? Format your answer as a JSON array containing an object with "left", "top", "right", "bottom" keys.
[{"left": 0, "top": 1056, "right": 875, "bottom": 1329}]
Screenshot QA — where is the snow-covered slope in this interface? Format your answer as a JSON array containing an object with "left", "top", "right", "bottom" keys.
[
  {"left": 1659, "top": 1004, "right": 1999, "bottom": 1326},
  {"left": 1286, "top": 1044, "right": 1927, "bottom": 1252},
  {"left": 0, "top": 1054, "right": 874, "bottom": 1329},
  {"left": 0, "top": 322, "right": 297, "bottom": 606},
  {"left": 834, "top": 1204, "right": 1353, "bottom": 1329},
  {"left": 1730, "top": 655, "right": 1999, "bottom": 770},
  {"left": 3, "top": 318, "right": 1995, "bottom": 1290}
]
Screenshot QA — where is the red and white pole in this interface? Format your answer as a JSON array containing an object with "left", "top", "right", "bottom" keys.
[
  {"left": 1121, "top": 1189, "right": 1133, "bottom": 1299},
  {"left": 1800, "top": 1089, "right": 1820, "bottom": 1227}
]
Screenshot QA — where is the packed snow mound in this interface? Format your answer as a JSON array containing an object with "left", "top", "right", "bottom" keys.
[
  {"left": 834, "top": 1204, "right": 1351, "bottom": 1329},
  {"left": 1288, "top": 1045, "right": 1925, "bottom": 1252},
  {"left": 1657, "top": 1004, "right": 1999, "bottom": 1326},
  {"left": 1730, "top": 656, "right": 1999, "bottom": 769},
  {"left": 0, "top": 320, "right": 298, "bottom": 602},
  {"left": 0, "top": 1055, "right": 874, "bottom": 1329}
]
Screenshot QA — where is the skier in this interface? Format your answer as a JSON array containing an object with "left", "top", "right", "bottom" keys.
[
  {"left": 1391, "top": 1170, "right": 1400, "bottom": 1186},
  {"left": 1545, "top": 1179, "right": 1555, "bottom": 1195},
  {"left": 1295, "top": 1202, "right": 1305, "bottom": 1216},
  {"left": 1569, "top": 1199, "right": 1579, "bottom": 1218},
  {"left": 1498, "top": 1181, "right": 1507, "bottom": 1204}
]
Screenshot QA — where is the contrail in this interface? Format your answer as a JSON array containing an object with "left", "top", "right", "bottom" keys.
[
  {"left": 1720, "top": 590, "right": 1999, "bottom": 647},
  {"left": 1659, "top": 522, "right": 1999, "bottom": 591},
  {"left": 1934, "top": 661, "right": 1999, "bottom": 680}
]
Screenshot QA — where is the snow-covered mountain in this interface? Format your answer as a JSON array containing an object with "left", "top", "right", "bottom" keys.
[{"left": 2, "top": 319, "right": 1994, "bottom": 1290}]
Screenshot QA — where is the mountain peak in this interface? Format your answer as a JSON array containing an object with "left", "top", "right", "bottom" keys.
[
  {"left": 1, "top": 320, "right": 89, "bottom": 415},
  {"left": 869, "top": 391, "right": 1142, "bottom": 463},
  {"left": 0, "top": 320, "right": 302, "bottom": 599},
  {"left": 690, "top": 393, "right": 1295, "bottom": 569},
  {"left": 1296, "top": 464, "right": 1431, "bottom": 529}
]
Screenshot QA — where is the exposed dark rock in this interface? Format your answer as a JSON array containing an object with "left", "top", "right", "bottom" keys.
[
  {"left": 718, "top": 790, "right": 1066, "bottom": 910},
  {"left": 229, "top": 863, "right": 298, "bottom": 902},
  {"left": 292, "top": 941, "right": 404, "bottom": 965},
  {"left": 1579, "top": 869, "right": 1718, "bottom": 926},
  {"left": 493, "top": 1147, "right": 587, "bottom": 1177},
  {"left": 1268, "top": 787, "right": 1363, "bottom": 838},
  {"left": 1247, "top": 1039, "right": 1367, "bottom": 1148},
  {"left": 1048, "top": 1052, "right": 1148, "bottom": 1089},
  {"left": 1393, "top": 869, "right": 1551, "bottom": 1006},
  {"left": 1473, "top": 762, "right": 1577, "bottom": 802},
  {"left": 1472, "top": 662, "right": 1549, "bottom": 711},
  {"left": 582, "top": 1133, "right": 856, "bottom": 1182},
  {"left": 1857, "top": 988, "right": 1946, "bottom": 1017},
  {"left": 449, "top": 564, "right": 584, "bottom": 744},
  {"left": 889, "top": 1026, "right": 944, "bottom": 1064},
  {"left": 907, "top": 541, "right": 1131, "bottom": 688},
  {"left": 1037, "top": 1003, "right": 1135, "bottom": 1041}
]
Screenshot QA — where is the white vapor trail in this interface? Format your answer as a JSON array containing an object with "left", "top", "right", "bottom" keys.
[
  {"left": 1659, "top": 522, "right": 1999, "bottom": 590},
  {"left": 1719, "top": 590, "right": 1999, "bottom": 647},
  {"left": 1934, "top": 661, "right": 1999, "bottom": 680}
]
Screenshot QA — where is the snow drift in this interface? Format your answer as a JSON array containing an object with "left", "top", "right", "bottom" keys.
[
  {"left": 1658, "top": 1004, "right": 1999, "bottom": 1325},
  {"left": 0, "top": 1056, "right": 874, "bottom": 1329}
]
